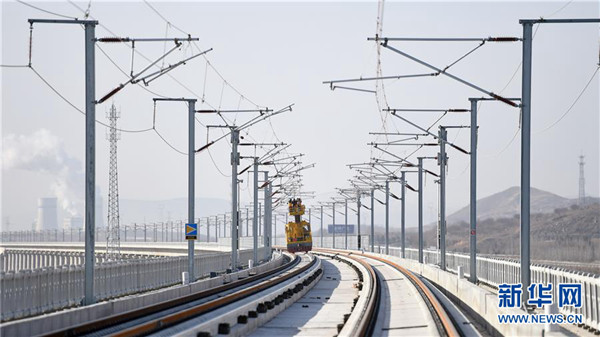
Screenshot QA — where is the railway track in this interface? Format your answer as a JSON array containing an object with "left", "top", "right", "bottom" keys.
[
  {"left": 314, "top": 248, "right": 471, "bottom": 337},
  {"left": 42, "top": 252, "right": 322, "bottom": 337},
  {"left": 360, "top": 252, "right": 461, "bottom": 337},
  {"left": 311, "top": 249, "right": 380, "bottom": 337},
  {"left": 41, "top": 247, "right": 479, "bottom": 337}
]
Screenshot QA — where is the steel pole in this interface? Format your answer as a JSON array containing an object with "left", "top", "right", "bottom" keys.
[
  {"left": 332, "top": 203, "right": 336, "bottom": 249},
  {"left": 418, "top": 158, "right": 424, "bottom": 263},
  {"left": 284, "top": 213, "right": 288, "bottom": 247},
  {"left": 385, "top": 180, "right": 390, "bottom": 255},
  {"left": 231, "top": 129, "right": 239, "bottom": 269},
  {"left": 520, "top": 22, "right": 533, "bottom": 305},
  {"left": 344, "top": 199, "right": 348, "bottom": 250},
  {"left": 83, "top": 22, "right": 96, "bottom": 306},
  {"left": 469, "top": 98, "right": 478, "bottom": 283},
  {"left": 439, "top": 127, "right": 447, "bottom": 271},
  {"left": 263, "top": 172, "right": 271, "bottom": 261},
  {"left": 268, "top": 180, "right": 272, "bottom": 257},
  {"left": 370, "top": 189, "right": 375, "bottom": 252},
  {"left": 401, "top": 171, "right": 406, "bottom": 258},
  {"left": 252, "top": 158, "right": 259, "bottom": 263},
  {"left": 268, "top": 184, "right": 272, "bottom": 255},
  {"left": 207, "top": 217, "right": 210, "bottom": 242},
  {"left": 259, "top": 203, "right": 262, "bottom": 237},
  {"left": 187, "top": 100, "right": 196, "bottom": 280},
  {"left": 246, "top": 208, "right": 249, "bottom": 238},
  {"left": 357, "top": 191, "right": 361, "bottom": 250},
  {"left": 320, "top": 206, "right": 324, "bottom": 247}
]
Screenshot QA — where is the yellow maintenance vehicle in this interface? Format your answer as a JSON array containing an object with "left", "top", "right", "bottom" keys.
[{"left": 285, "top": 198, "right": 313, "bottom": 253}]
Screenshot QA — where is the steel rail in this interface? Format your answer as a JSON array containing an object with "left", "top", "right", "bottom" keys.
[
  {"left": 313, "top": 249, "right": 380, "bottom": 337},
  {"left": 360, "top": 253, "right": 460, "bottom": 337},
  {"left": 109, "top": 255, "right": 317, "bottom": 337},
  {"left": 43, "top": 253, "right": 304, "bottom": 337}
]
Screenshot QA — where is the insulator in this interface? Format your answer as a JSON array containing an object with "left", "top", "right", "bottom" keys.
[
  {"left": 490, "top": 93, "right": 519, "bottom": 107},
  {"left": 488, "top": 37, "right": 520, "bottom": 42},
  {"left": 98, "top": 37, "right": 130, "bottom": 43}
]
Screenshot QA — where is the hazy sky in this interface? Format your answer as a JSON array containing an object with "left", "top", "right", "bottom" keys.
[{"left": 2, "top": 1, "right": 599, "bottom": 230}]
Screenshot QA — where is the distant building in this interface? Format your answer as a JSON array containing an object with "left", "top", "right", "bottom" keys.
[
  {"left": 63, "top": 216, "right": 84, "bottom": 229},
  {"left": 36, "top": 197, "right": 58, "bottom": 230}
]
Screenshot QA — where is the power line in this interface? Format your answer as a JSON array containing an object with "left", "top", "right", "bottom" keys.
[
  {"left": 18, "top": 3, "right": 201, "bottom": 158},
  {"left": 481, "top": 24, "right": 594, "bottom": 158},
  {"left": 141, "top": 1, "right": 267, "bottom": 110},
  {"left": 480, "top": 127, "right": 520, "bottom": 159},
  {"left": 372, "top": 0, "right": 393, "bottom": 159},
  {"left": 142, "top": 0, "right": 188, "bottom": 36},
  {"left": 56, "top": 1, "right": 178, "bottom": 103},
  {"left": 153, "top": 128, "right": 187, "bottom": 155},
  {"left": 391, "top": 110, "right": 451, "bottom": 174},
  {"left": 18, "top": 0, "right": 173, "bottom": 104},
  {"left": 17, "top": 0, "right": 77, "bottom": 19},
  {"left": 67, "top": 1, "right": 222, "bottom": 111},
  {"left": 17, "top": 1, "right": 200, "bottom": 177},
  {"left": 536, "top": 65, "right": 599, "bottom": 133},
  {"left": 207, "top": 148, "right": 231, "bottom": 177},
  {"left": 69, "top": 2, "right": 289, "bottom": 180},
  {"left": 64, "top": 1, "right": 243, "bottom": 163},
  {"left": 30, "top": 66, "right": 154, "bottom": 133},
  {"left": 95, "top": 43, "right": 170, "bottom": 100},
  {"left": 136, "top": 1, "right": 287, "bottom": 161},
  {"left": 546, "top": 0, "right": 574, "bottom": 18},
  {"left": 17, "top": 1, "right": 296, "bottom": 201},
  {"left": 478, "top": 24, "right": 541, "bottom": 158},
  {"left": 192, "top": 42, "right": 266, "bottom": 109},
  {"left": 496, "top": 25, "right": 541, "bottom": 95}
]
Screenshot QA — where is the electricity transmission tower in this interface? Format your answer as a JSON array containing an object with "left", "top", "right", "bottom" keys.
[
  {"left": 579, "top": 154, "right": 586, "bottom": 205},
  {"left": 106, "top": 103, "right": 121, "bottom": 260}
]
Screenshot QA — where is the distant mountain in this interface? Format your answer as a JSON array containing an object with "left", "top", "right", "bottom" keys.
[
  {"left": 446, "top": 186, "right": 576, "bottom": 225},
  {"left": 437, "top": 202, "right": 600, "bottom": 270},
  {"left": 117, "top": 197, "right": 230, "bottom": 224}
]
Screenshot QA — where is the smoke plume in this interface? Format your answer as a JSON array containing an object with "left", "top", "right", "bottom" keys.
[{"left": 3, "top": 129, "right": 84, "bottom": 216}]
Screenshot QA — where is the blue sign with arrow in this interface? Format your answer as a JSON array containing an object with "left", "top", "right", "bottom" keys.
[{"left": 186, "top": 223, "right": 197, "bottom": 240}]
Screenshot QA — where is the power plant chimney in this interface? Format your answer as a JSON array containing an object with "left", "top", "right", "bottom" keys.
[{"left": 37, "top": 197, "right": 58, "bottom": 230}]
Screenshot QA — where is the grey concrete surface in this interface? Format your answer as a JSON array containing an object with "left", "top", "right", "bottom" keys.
[
  {"left": 169, "top": 254, "right": 322, "bottom": 337},
  {"left": 358, "top": 255, "right": 440, "bottom": 337},
  {"left": 248, "top": 256, "right": 359, "bottom": 337}
]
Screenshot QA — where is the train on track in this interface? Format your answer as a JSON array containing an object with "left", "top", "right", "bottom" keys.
[{"left": 285, "top": 198, "right": 313, "bottom": 253}]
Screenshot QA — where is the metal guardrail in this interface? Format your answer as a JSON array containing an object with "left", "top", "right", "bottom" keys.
[
  {"left": 0, "top": 227, "right": 190, "bottom": 243},
  {"left": 0, "top": 247, "right": 267, "bottom": 321},
  {"left": 0, "top": 249, "right": 155, "bottom": 272},
  {"left": 382, "top": 246, "right": 600, "bottom": 331}
]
